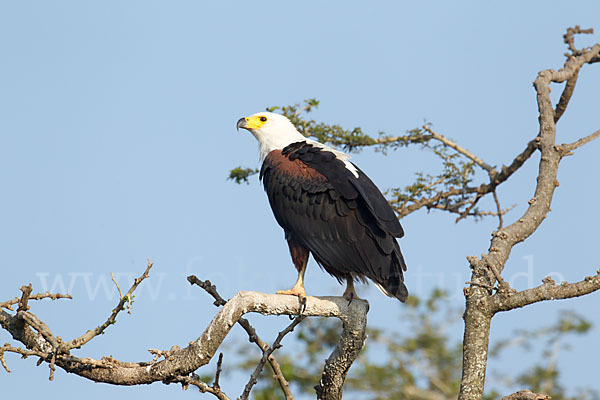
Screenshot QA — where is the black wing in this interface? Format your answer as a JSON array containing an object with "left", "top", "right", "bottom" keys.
[{"left": 261, "top": 142, "right": 408, "bottom": 301}]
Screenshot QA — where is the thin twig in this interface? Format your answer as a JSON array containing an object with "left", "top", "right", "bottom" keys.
[
  {"left": 393, "top": 137, "right": 538, "bottom": 219},
  {"left": 66, "top": 259, "right": 153, "bottom": 350},
  {"left": 187, "top": 276, "right": 227, "bottom": 306},
  {"left": 111, "top": 272, "right": 132, "bottom": 314},
  {"left": 554, "top": 70, "right": 579, "bottom": 123},
  {"left": 424, "top": 202, "right": 514, "bottom": 220},
  {"left": 0, "top": 344, "right": 48, "bottom": 373},
  {"left": 488, "top": 271, "right": 600, "bottom": 313},
  {"left": 423, "top": 125, "right": 495, "bottom": 173},
  {"left": 0, "top": 351, "right": 11, "bottom": 373},
  {"left": 493, "top": 190, "right": 503, "bottom": 229},
  {"left": 479, "top": 204, "right": 516, "bottom": 218},
  {"left": 455, "top": 193, "right": 484, "bottom": 223},
  {"left": 397, "top": 176, "right": 446, "bottom": 209},
  {"left": 563, "top": 25, "right": 594, "bottom": 56},
  {"left": 110, "top": 272, "right": 124, "bottom": 299},
  {"left": 0, "top": 291, "right": 72, "bottom": 311},
  {"left": 49, "top": 351, "right": 57, "bottom": 381},
  {"left": 214, "top": 353, "right": 223, "bottom": 390},
  {"left": 0, "top": 350, "right": 8, "bottom": 373},
  {"left": 172, "top": 352, "right": 227, "bottom": 399},
  {"left": 562, "top": 128, "right": 600, "bottom": 153},
  {"left": 320, "top": 132, "right": 425, "bottom": 148},
  {"left": 240, "top": 315, "right": 306, "bottom": 400},
  {"left": 174, "top": 374, "right": 231, "bottom": 400}
]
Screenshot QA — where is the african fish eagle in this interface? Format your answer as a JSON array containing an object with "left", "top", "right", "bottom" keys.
[{"left": 237, "top": 112, "right": 408, "bottom": 302}]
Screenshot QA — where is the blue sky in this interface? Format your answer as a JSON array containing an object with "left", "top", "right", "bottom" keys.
[{"left": 1, "top": 1, "right": 599, "bottom": 398}]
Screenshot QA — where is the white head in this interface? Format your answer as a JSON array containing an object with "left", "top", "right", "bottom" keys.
[
  {"left": 236, "top": 111, "right": 359, "bottom": 177},
  {"left": 236, "top": 112, "right": 306, "bottom": 160}
]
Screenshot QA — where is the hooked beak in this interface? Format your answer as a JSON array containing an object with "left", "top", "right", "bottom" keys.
[{"left": 236, "top": 117, "right": 249, "bottom": 132}]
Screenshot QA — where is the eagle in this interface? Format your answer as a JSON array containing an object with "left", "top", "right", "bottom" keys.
[{"left": 237, "top": 112, "right": 408, "bottom": 302}]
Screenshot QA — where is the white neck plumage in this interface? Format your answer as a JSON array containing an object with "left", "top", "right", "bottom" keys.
[
  {"left": 246, "top": 113, "right": 359, "bottom": 178},
  {"left": 252, "top": 129, "right": 306, "bottom": 161}
]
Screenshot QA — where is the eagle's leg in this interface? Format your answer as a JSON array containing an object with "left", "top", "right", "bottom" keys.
[
  {"left": 276, "top": 263, "right": 306, "bottom": 299},
  {"left": 343, "top": 277, "right": 359, "bottom": 304},
  {"left": 277, "top": 240, "right": 308, "bottom": 300}
]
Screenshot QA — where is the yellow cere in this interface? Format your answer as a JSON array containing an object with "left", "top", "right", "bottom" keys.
[{"left": 244, "top": 115, "right": 268, "bottom": 129}]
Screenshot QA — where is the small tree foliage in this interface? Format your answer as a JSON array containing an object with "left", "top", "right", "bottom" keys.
[{"left": 230, "top": 99, "right": 508, "bottom": 221}]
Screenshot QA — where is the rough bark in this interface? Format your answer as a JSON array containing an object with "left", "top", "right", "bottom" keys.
[
  {"left": 489, "top": 272, "right": 600, "bottom": 313},
  {"left": 1, "top": 291, "right": 368, "bottom": 399},
  {"left": 3, "top": 27, "right": 600, "bottom": 400},
  {"left": 501, "top": 390, "right": 550, "bottom": 400},
  {"left": 458, "top": 37, "right": 600, "bottom": 400},
  {"left": 315, "top": 299, "right": 368, "bottom": 399},
  {"left": 459, "top": 295, "right": 493, "bottom": 399}
]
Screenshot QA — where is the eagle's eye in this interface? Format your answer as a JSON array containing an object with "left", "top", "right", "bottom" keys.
[{"left": 260, "top": 116, "right": 267, "bottom": 122}]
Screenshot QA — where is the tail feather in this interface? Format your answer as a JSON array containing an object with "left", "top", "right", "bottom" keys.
[{"left": 373, "top": 278, "right": 408, "bottom": 302}]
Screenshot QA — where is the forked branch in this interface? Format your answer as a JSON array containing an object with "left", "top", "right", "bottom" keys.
[
  {"left": 188, "top": 275, "right": 295, "bottom": 399},
  {"left": 488, "top": 271, "right": 600, "bottom": 313},
  {"left": 459, "top": 28, "right": 600, "bottom": 400},
  {"left": 66, "top": 260, "right": 153, "bottom": 351},
  {"left": 1, "top": 282, "right": 368, "bottom": 400}
]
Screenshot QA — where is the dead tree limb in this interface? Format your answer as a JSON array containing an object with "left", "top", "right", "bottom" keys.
[
  {"left": 240, "top": 315, "right": 305, "bottom": 400},
  {"left": 488, "top": 272, "right": 600, "bottom": 313},
  {"left": 459, "top": 29, "right": 600, "bottom": 400},
  {"left": 1, "top": 285, "right": 368, "bottom": 400},
  {"left": 501, "top": 390, "right": 550, "bottom": 400},
  {"left": 188, "top": 275, "right": 295, "bottom": 399},
  {"left": 315, "top": 297, "right": 368, "bottom": 400}
]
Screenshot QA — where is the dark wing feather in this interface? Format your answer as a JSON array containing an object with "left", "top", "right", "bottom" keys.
[
  {"left": 349, "top": 165, "right": 404, "bottom": 238},
  {"left": 261, "top": 142, "right": 408, "bottom": 302}
]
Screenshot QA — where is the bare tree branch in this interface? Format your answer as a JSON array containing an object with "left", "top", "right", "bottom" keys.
[
  {"left": 563, "top": 25, "right": 594, "bottom": 56},
  {"left": 315, "top": 299, "right": 368, "bottom": 400},
  {"left": 3, "top": 26, "right": 598, "bottom": 400},
  {"left": 170, "top": 353, "right": 231, "bottom": 400},
  {"left": 65, "top": 259, "right": 153, "bottom": 351},
  {"left": 492, "top": 190, "right": 504, "bottom": 229},
  {"left": 561, "top": 128, "right": 600, "bottom": 153},
  {"left": 454, "top": 193, "right": 484, "bottom": 223},
  {"left": 188, "top": 276, "right": 295, "bottom": 399},
  {"left": 214, "top": 352, "right": 223, "bottom": 390},
  {"left": 501, "top": 390, "right": 550, "bottom": 400},
  {"left": 459, "top": 31, "right": 600, "bottom": 400},
  {"left": 486, "top": 137, "right": 540, "bottom": 190},
  {"left": 422, "top": 125, "right": 495, "bottom": 173},
  {"left": 0, "top": 291, "right": 72, "bottom": 311},
  {"left": 17, "top": 284, "right": 33, "bottom": 313},
  {"left": 488, "top": 271, "right": 600, "bottom": 313},
  {"left": 240, "top": 315, "right": 305, "bottom": 400},
  {"left": 187, "top": 276, "right": 369, "bottom": 399},
  {"left": 172, "top": 373, "right": 231, "bottom": 400},
  {"left": 0, "top": 344, "right": 47, "bottom": 373},
  {"left": 1, "top": 288, "right": 368, "bottom": 399},
  {"left": 393, "top": 135, "right": 539, "bottom": 219},
  {"left": 554, "top": 70, "right": 579, "bottom": 123}
]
